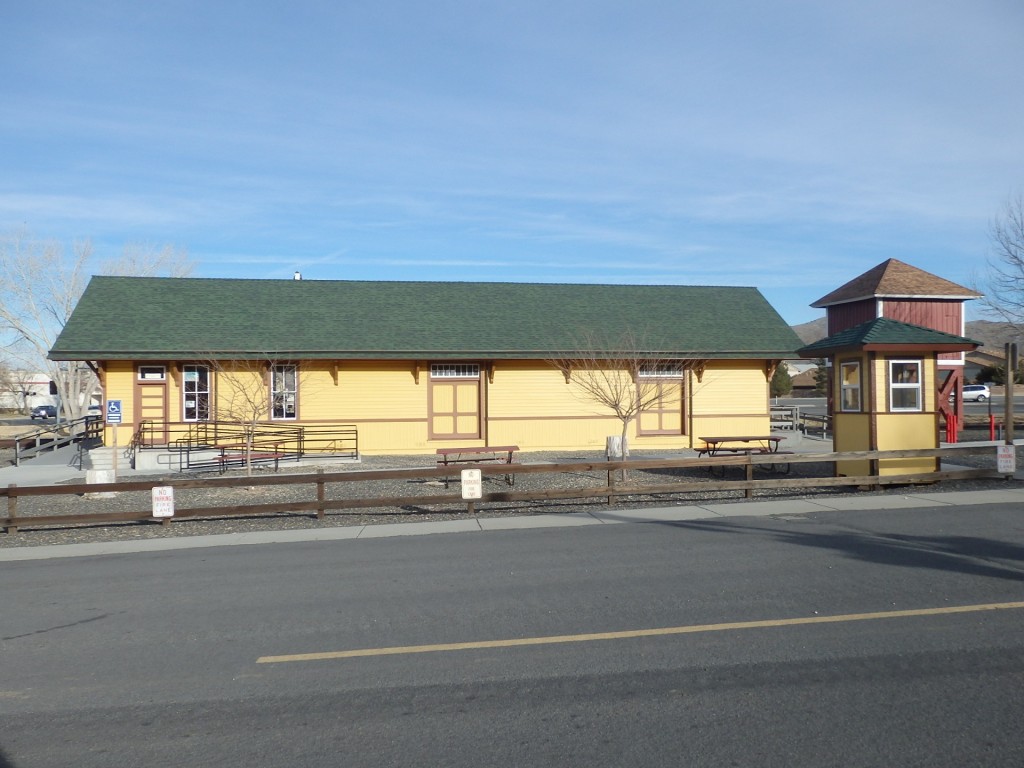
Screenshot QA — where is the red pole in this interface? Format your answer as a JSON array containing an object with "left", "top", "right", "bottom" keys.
[{"left": 989, "top": 413, "right": 997, "bottom": 441}]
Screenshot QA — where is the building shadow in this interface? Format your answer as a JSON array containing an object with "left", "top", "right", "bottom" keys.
[{"left": 642, "top": 517, "right": 1024, "bottom": 583}]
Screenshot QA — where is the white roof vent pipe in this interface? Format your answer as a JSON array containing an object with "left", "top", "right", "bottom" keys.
[{"left": 293, "top": 271, "right": 302, "bottom": 280}]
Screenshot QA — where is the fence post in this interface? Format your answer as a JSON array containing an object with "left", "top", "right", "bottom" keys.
[
  {"left": 745, "top": 461, "right": 753, "bottom": 498},
  {"left": 606, "top": 436, "right": 625, "bottom": 505},
  {"left": 316, "top": 469, "right": 325, "bottom": 520},
  {"left": 6, "top": 483, "right": 17, "bottom": 534}
]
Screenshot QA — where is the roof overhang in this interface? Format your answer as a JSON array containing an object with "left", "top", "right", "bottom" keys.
[{"left": 811, "top": 293, "right": 980, "bottom": 308}]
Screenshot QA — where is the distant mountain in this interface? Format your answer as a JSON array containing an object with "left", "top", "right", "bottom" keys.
[
  {"left": 791, "top": 317, "right": 827, "bottom": 344},
  {"left": 962, "top": 320, "right": 1021, "bottom": 350},
  {"left": 790, "top": 317, "right": 1021, "bottom": 350}
]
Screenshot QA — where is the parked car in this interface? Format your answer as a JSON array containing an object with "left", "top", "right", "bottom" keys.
[
  {"left": 30, "top": 405, "right": 57, "bottom": 419},
  {"left": 962, "top": 384, "right": 991, "bottom": 402}
]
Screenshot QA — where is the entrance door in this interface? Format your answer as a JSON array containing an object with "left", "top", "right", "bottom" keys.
[
  {"left": 136, "top": 382, "right": 168, "bottom": 445},
  {"left": 429, "top": 364, "right": 481, "bottom": 440}
]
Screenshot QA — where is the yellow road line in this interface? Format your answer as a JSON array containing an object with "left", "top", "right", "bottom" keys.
[{"left": 256, "top": 600, "right": 1024, "bottom": 664}]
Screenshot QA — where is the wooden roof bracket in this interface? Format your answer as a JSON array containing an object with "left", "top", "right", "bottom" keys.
[
  {"left": 765, "top": 359, "right": 779, "bottom": 382},
  {"left": 692, "top": 360, "right": 707, "bottom": 383},
  {"left": 487, "top": 364, "right": 495, "bottom": 384},
  {"left": 413, "top": 362, "right": 422, "bottom": 385},
  {"left": 331, "top": 362, "right": 340, "bottom": 386},
  {"left": 87, "top": 361, "right": 105, "bottom": 389}
]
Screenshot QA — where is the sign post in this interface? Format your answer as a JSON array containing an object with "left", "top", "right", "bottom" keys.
[
  {"left": 997, "top": 445, "right": 1016, "bottom": 475},
  {"left": 461, "top": 468, "right": 482, "bottom": 514},
  {"left": 152, "top": 486, "right": 175, "bottom": 524},
  {"left": 106, "top": 400, "right": 122, "bottom": 478}
]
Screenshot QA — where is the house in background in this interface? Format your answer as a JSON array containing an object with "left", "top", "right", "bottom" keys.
[
  {"left": 965, "top": 347, "right": 1012, "bottom": 384},
  {"left": 0, "top": 371, "right": 55, "bottom": 412},
  {"left": 49, "top": 276, "right": 803, "bottom": 462}
]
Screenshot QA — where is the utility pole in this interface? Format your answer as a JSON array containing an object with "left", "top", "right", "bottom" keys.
[{"left": 1005, "top": 343, "right": 1017, "bottom": 446}]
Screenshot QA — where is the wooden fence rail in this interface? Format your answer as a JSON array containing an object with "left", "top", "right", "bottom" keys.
[{"left": 1, "top": 445, "right": 1009, "bottom": 534}]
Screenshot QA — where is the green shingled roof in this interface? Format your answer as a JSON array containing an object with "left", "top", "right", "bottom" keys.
[
  {"left": 798, "top": 317, "right": 979, "bottom": 356},
  {"left": 50, "top": 277, "right": 803, "bottom": 361}
]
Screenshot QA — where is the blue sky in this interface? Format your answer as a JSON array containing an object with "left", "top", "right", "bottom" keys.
[{"left": 3, "top": 1, "right": 1023, "bottom": 325}]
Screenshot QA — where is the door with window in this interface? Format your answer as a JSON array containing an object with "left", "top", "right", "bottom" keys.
[
  {"left": 429, "top": 363, "right": 481, "bottom": 440},
  {"left": 135, "top": 365, "right": 168, "bottom": 444}
]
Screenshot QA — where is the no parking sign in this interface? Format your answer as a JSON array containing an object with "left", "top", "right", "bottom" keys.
[{"left": 997, "top": 445, "right": 1016, "bottom": 474}]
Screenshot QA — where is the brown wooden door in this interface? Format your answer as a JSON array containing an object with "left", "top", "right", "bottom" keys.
[
  {"left": 429, "top": 379, "right": 481, "bottom": 440},
  {"left": 136, "top": 382, "right": 168, "bottom": 444}
]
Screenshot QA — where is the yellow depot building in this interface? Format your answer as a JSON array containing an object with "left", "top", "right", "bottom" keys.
[{"left": 49, "top": 276, "right": 803, "bottom": 467}]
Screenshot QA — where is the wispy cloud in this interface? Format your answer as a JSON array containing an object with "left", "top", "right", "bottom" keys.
[{"left": 1, "top": 0, "right": 1021, "bottom": 324}]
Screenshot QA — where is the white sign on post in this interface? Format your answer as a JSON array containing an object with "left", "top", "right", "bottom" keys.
[
  {"left": 461, "top": 469, "right": 483, "bottom": 500},
  {"left": 997, "top": 445, "right": 1016, "bottom": 474},
  {"left": 152, "top": 486, "right": 175, "bottom": 518}
]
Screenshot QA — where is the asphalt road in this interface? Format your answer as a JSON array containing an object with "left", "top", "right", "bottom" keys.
[{"left": 3, "top": 503, "right": 1024, "bottom": 767}]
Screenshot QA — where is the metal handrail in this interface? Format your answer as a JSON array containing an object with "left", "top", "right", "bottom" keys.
[
  {"left": 140, "top": 421, "right": 359, "bottom": 471},
  {"left": 14, "top": 416, "right": 102, "bottom": 466}
]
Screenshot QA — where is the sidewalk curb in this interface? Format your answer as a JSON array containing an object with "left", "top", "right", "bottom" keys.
[{"left": 3, "top": 487, "right": 1023, "bottom": 563}]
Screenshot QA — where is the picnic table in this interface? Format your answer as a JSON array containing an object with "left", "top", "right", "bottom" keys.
[
  {"left": 697, "top": 435, "right": 783, "bottom": 457},
  {"left": 696, "top": 435, "right": 791, "bottom": 474},
  {"left": 435, "top": 445, "right": 519, "bottom": 488}
]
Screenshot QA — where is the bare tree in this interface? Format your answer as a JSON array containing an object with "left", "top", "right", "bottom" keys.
[
  {"left": 206, "top": 358, "right": 302, "bottom": 476},
  {"left": 978, "top": 193, "right": 1024, "bottom": 328},
  {"left": 0, "top": 230, "right": 192, "bottom": 422},
  {"left": 549, "top": 330, "right": 704, "bottom": 463}
]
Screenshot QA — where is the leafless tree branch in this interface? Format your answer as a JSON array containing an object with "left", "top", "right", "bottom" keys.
[
  {"left": 0, "top": 229, "right": 193, "bottom": 420},
  {"left": 978, "top": 192, "right": 1024, "bottom": 331},
  {"left": 548, "top": 329, "right": 704, "bottom": 462}
]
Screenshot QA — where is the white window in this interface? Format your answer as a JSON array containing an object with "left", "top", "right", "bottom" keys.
[
  {"left": 137, "top": 365, "right": 166, "bottom": 381},
  {"left": 639, "top": 362, "right": 685, "bottom": 378},
  {"left": 839, "top": 361, "right": 861, "bottom": 412},
  {"left": 271, "top": 364, "right": 298, "bottom": 420},
  {"left": 182, "top": 364, "right": 210, "bottom": 421},
  {"left": 430, "top": 363, "right": 480, "bottom": 379},
  {"left": 889, "top": 360, "right": 922, "bottom": 412}
]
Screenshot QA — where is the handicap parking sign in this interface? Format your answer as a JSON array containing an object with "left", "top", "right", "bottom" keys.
[{"left": 106, "top": 399, "right": 123, "bottom": 424}]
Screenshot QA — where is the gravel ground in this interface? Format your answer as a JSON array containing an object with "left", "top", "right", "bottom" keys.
[{"left": 1, "top": 434, "right": 1020, "bottom": 548}]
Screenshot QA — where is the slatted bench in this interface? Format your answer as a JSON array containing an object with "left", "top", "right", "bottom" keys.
[
  {"left": 435, "top": 445, "right": 519, "bottom": 488},
  {"left": 217, "top": 442, "right": 288, "bottom": 474}
]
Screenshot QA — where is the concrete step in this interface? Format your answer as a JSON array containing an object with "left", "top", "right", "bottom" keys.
[{"left": 85, "top": 447, "right": 118, "bottom": 471}]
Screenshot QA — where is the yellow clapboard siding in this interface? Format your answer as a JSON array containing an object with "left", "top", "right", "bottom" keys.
[{"left": 97, "top": 357, "right": 773, "bottom": 454}]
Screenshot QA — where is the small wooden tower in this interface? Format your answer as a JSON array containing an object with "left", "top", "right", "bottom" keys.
[
  {"left": 810, "top": 259, "right": 981, "bottom": 435},
  {"left": 799, "top": 318, "right": 978, "bottom": 478}
]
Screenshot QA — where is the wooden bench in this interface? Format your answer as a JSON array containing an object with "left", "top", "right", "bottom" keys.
[
  {"left": 217, "top": 443, "right": 287, "bottom": 474},
  {"left": 435, "top": 445, "right": 519, "bottom": 488}
]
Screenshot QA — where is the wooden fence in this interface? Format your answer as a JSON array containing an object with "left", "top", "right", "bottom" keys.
[{"left": 1, "top": 445, "right": 1011, "bottom": 534}]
